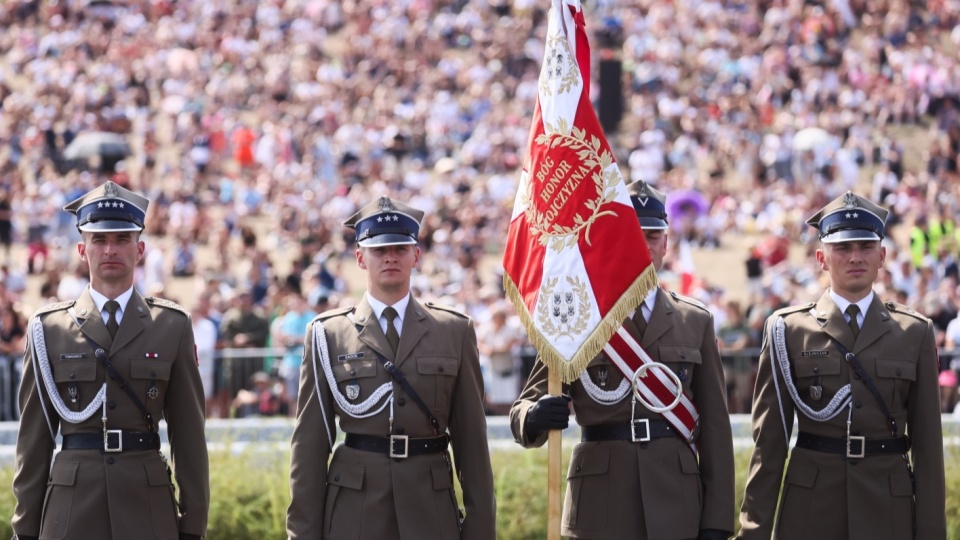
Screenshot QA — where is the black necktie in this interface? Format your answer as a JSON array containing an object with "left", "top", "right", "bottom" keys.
[
  {"left": 845, "top": 304, "right": 860, "bottom": 341},
  {"left": 633, "top": 304, "right": 648, "bottom": 337},
  {"left": 105, "top": 300, "right": 121, "bottom": 339},
  {"left": 383, "top": 306, "right": 400, "bottom": 355}
]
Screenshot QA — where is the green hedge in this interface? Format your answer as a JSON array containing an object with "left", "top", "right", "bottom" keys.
[{"left": 2, "top": 445, "right": 959, "bottom": 539}]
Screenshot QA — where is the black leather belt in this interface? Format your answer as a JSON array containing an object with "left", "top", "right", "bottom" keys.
[
  {"left": 796, "top": 432, "right": 910, "bottom": 458},
  {"left": 62, "top": 431, "right": 161, "bottom": 453},
  {"left": 344, "top": 433, "right": 449, "bottom": 459},
  {"left": 581, "top": 419, "right": 678, "bottom": 443}
]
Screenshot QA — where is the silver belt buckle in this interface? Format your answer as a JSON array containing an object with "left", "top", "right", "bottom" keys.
[
  {"left": 104, "top": 430, "right": 123, "bottom": 453},
  {"left": 846, "top": 435, "right": 865, "bottom": 458},
  {"left": 389, "top": 435, "right": 409, "bottom": 458},
  {"left": 631, "top": 419, "right": 651, "bottom": 442}
]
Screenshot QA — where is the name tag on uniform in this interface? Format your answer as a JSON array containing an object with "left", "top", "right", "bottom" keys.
[
  {"left": 338, "top": 352, "right": 364, "bottom": 362},
  {"left": 802, "top": 350, "right": 829, "bottom": 357},
  {"left": 61, "top": 353, "right": 87, "bottom": 360}
]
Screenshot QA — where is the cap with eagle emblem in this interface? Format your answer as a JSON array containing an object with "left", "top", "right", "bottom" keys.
[
  {"left": 343, "top": 196, "right": 425, "bottom": 247},
  {"left": 63, "top": 180, "right": 150, "bottom": 233},
  {"left": 805, "top": 191, "right": 888, "bottom": 244}
]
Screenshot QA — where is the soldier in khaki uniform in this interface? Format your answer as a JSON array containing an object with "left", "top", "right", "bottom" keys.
[
  {"left": 287, "top": 196, "right": 496, "bottom": 540},
  {"left": 12, "top": 181, "right": 209, "bottom": 540},
  {"left": 737, "top": 192, "right": 945, "bottom": 540},
  {"left": 509, "top": 181, "right": 735, "bottom": 540}
]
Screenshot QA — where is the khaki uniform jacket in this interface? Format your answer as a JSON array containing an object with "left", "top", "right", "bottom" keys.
[
  {"left": 287, "top": 296, "right": 496, "bottom": 540},
  {"left": 510, "top": 290, "right": 735, "bottom": 539},
  {"left": 12, "top": 289, "right": 209, "bottom": 540},
  {"left": 738, "top": 292, "right": 945, "bottom": 540}
]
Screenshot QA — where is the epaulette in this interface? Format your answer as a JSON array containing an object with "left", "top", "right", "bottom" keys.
[
  {"left": 424, "top": 301, "right": 469, "bottom": 319},
  {"left": 884, "top": 301, "right": 930, "bottom": 323},
  {"left": 773, "top": 302, "right": 816, "bottom": 318},
  {"left": 34, "top": 300, "right": 76, "bottom": 317},
  {"left": 316, "top": 305, "right": 355, "bottom": 322},
  {"left": 145, "top": 296, "right": 189, "bottom": 316},
  {"left": 669, "top": 291, "right": 708, "bottom": 312}
]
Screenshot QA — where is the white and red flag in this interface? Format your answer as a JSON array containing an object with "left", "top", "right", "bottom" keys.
[{"left": 503, "top": 0, "right": 700, "bottom": 442}]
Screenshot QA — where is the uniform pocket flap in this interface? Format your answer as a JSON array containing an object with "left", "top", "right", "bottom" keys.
[
  {"left": 52, "top": 361, "right": 98, "bottom": 383},
  {"left": 678, "top": 447, "right": 700, "bottom": 474},
  {"left": 144, "top": 459, "right": 171, "bottom": 487},
  {"left": 328, "top": 462, "right": 364, "bottom": 491},
  {"left": 876, "top": 359, "right": 916, "bottom": 381},
  {"left": 49, "top": 460, "right": 79, "bottom": 486},
  {"left": 130, "top": 359, "right": 173, "bottom": 381},
  {"left": 889, "top": 470, "right": 913, "bottom": 496},
  {"left": 794, "top": 358, "right": 841, "bottom": 378},
  {"left": 567, "top": 447, "right": 609, "bottom": 479},
  {"left": 657, "top": 346, "right": 702, "bottom": 365},
  {"left": 417, "top": 356, "right": 459, "bottom": 377},
  {"left": 784, "top": 461, "right": 818, "bottom": 488},
  {"left": 431, "top": 465, "right": 453, "bottom": 490},
  {"left": 331, "top": 360, "right": 378, "bottom": 383}
]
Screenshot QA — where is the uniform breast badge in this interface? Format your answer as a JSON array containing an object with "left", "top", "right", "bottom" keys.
[
  {"left": 346, "top": 383, "right": 360, "bottom": 401},
  {"left": 598, "top": 366, "right": 608, "bottom": 387},
  {"left": 68, "top": 383, "right": 79, "bottom": 403},
  {"left": 147, "top": 382, "right": 159, "bottom": 400},
  {"left": 809, "top": 384, "right": 823, "bottom": 401}
]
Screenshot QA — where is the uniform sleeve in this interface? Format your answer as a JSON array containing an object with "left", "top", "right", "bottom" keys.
[
  {"left": 164, "top": 314, "right": 210, "bottom": 537},
  {"left": 692, "top": 313, "right": 736, "bottom": 533},
  {"left": 909, "top": 321, "right": 946, "bottom": 539},
  {"left": 508, "top": 356, "right": 551, "bottom": 448},
  {"left": 447, "top": 318, "right": 496, "bottom": 540},
  {"left": 737, "top": 315, "right": 794, "bottom": 540},
  {"left": 12, "top": 320, "right": 59, "bottom": 538},
  {"left": 287, "top": 321, "right": 336, "bottom": 540}
]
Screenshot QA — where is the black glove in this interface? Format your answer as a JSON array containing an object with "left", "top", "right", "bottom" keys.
[
  {"left": 697, "top": 529, "right": 732, "bottom": 540},
  {"left": 525, "top": 394, "right": 571, "bottom": 438}
]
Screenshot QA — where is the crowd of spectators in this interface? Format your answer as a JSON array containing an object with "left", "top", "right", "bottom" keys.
[{"left": 1, "top": 0, "right": 960, "bottom": 418}]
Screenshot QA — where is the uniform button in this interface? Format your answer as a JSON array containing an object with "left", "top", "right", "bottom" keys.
[
  {"left": 813, "top": 366, "right": 820, "bottom": 374},
  {"left": 397, "top": 397, "right": 406, "bottom": 406},
  {"left": 437, "top": 366, "right": 444, "bottom": 373},
  {"left": 108, "top": 401, "right": 117, "bottom": 410},
  {"left": 895, "top": 368, "right": 902, "bottom": 376},
  {"left": 575, "top": 465, "right": 581, "bottom": 472},
  {"left": 854, "top": 401, "right": 862, "bottom": 409},
  {"left": 69, "top": 372, "right": 76, "bottom": 379},
  {"left": 350, "top": 370, "right": 357, "bottom": 376},
  {"left": 334, "top": 475, "right": 340, "bottom": 482},
  {"left": 150, "top": 370, "right": 157, "bottom": 377},
  {"left": 396, "top": 426, "right": 405, "bottom": 434},
  {"left": 106, "top": 457, "right": 115, "bottom": 465}
]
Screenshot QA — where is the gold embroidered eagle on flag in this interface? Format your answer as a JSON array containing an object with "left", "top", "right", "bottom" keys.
[{"left": 503, "top": 0, "right": 700, "bottom": 443}]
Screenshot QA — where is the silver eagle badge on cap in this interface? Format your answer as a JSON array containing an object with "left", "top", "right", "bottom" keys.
[
  {"left": 842, "top": 192, "right": 857, "bottom": 209},
  {"left": 105, "top": 181, "right": 119, "bottom": 198},
  {"left": 378, "top": 197, "right": 394, "bottom": 212}
]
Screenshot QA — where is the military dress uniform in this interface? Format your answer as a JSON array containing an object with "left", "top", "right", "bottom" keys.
[
  {"left": 737, "top": 193, "right": 945, "bottom": 540},
  {"left": 509, "top": 182, "right": 735, "bottom": 540},
  {"left": 286, "top": 197, "right": 496, "bottom": 540},
  {"left": 11, "top": 182, "right": 209, "bottom": 540}
]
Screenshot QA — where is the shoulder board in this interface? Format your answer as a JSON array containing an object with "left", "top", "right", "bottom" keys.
[
  {"left": 424, "top": 301, "right": 469, "bottom": 319},
  {"left": 316, "top": 305, "right": 355, "bottom": 322},
  {"left": 668, "top": 291, "right": 708, "bottom": 312},
  {"left": 34, "top": 300, "right": 76, "bottom": 317},
  {"left": 884, "top": 301, "right": 930, "bottom": 322},
  {"left": 145, "top": 296, "right": 189, "bottom": 316},
  {"left": 773, "top": 302, "right": 816, "bottom": 318}
]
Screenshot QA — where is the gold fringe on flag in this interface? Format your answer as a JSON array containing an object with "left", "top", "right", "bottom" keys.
[{"left": 504, "top": 263, "right": 659, "bottom": 383}]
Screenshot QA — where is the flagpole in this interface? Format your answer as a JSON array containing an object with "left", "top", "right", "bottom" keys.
[{"left": 547, "top": 369, "right": 562, "bottom": 540}]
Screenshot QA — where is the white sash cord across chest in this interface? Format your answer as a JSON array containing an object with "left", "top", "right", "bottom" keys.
[
  {"left": 30, "top": 315, "right": 109, "bottom": 441},
  {"left": 311, "top": 319, "right": 394, "bottom": 447}
]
